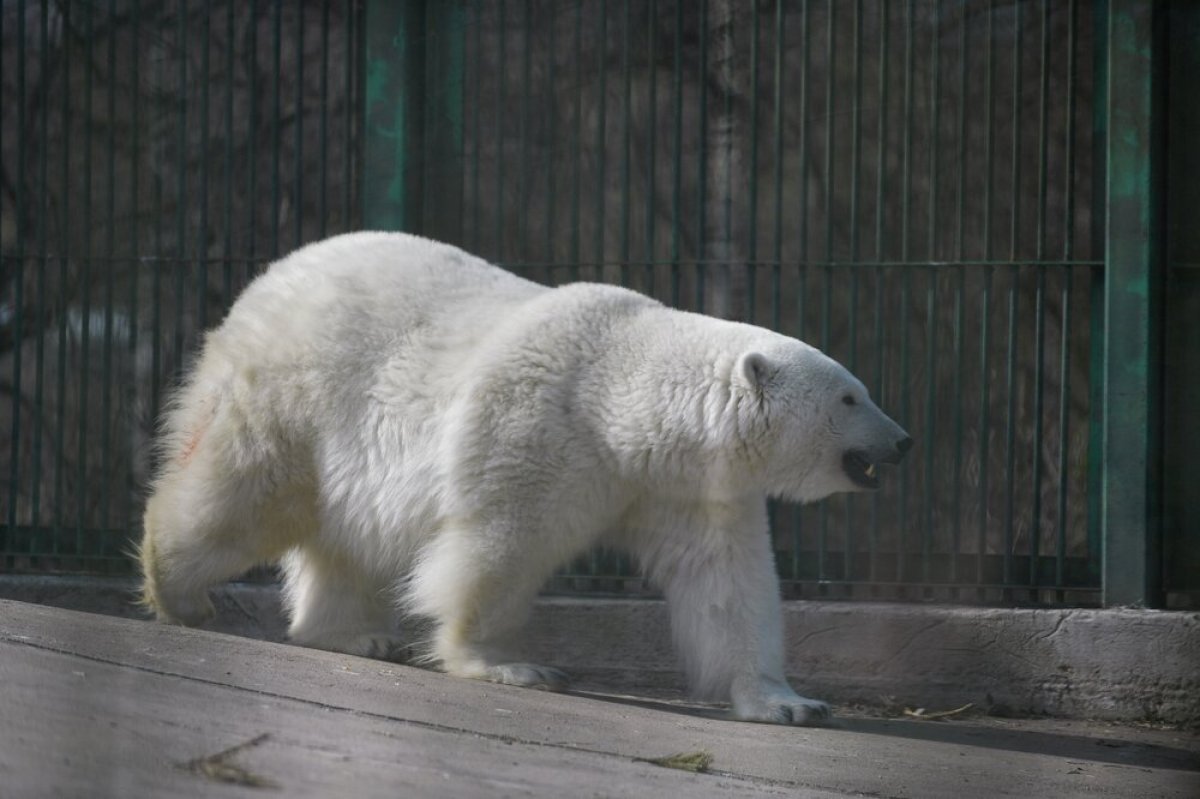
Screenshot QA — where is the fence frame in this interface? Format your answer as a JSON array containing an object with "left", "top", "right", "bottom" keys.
[{"left": 362, "top": 0, "right": 1171, "bottom": 609}]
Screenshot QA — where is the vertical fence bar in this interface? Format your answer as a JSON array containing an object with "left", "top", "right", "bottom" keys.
[
  {"left": 772, "top": 0, "right": 784, "bottom": 332},
  {"left": 696, "top": 0, "right": 707, "bottom": 311},
  {"left": 870, "top": 0, "right": 890, "bottom": 583},
  {"left": 818, "top": 0, "right": 835, "bottom": 582},
  {"left": 319, "top": 0, "right": 330, "bottom": 240},
  {"left": 644, "top": 0, "right": 657, "bottom": 292},
  {"left": 246, "top": 0, "right": 258, "bottom": 281},
  {"left": 1102, "top": 0, "right": 1164, "bottom": 607},
  {"left": 426, "top": 1, "right": 465, "bottom": 243},
  {"left": 977, "top": 0, "right": 996, "bottom": 592},
  {"left": 1087, "top": 0, "right": 1109, "bottom": 586},
  {"left": 101, "top": 0, "right": 118, "bottom": 545},
  {"left": 77, "top": 1, "right": 96, "bottom": 550},
  {"left": 620, "top": 0, "right": 631, "bottom": 285},
  {"left": 519, "top": 0, "right": 530, "bottom": 262},
  {"left": 52, "top": 0, "right": 71, "bottom": 548},
  {"left": 270, "top": 0, "right": 282, "bottom": 254},
  {"left": 294, "top": 2, "right": 306, "bottom": 247},
  {"left": 747, "top": 3, "right": 759, "bottom": 322},
  {"left": 923, "top": 0, "right": 942, "bottom": 585},
  {"left": 1057, "top": 0, "right": 1079, "bottom": 593},
  {"left": 200, "top": 0, "right": 212, "bottom": 328},
  {"left": 845, "top": 0, "right": 863, "bottom": 583},
  {"left": 595, "top": 0, "right": 608, "bottom": 278},
  {"left": 8, "top": 0, "right": 27, "bottom": 542},
  {"left": 952, "top": 0, "right": 968, "bottom": 586},
  {"left": 670, "top": 0, "right": 682, "bottom": 306},
  {"left": 547, "top": 3, "right": 558, "bottom": 266},
  {"left": 125, "top": 0, "right": 142, "bottom": 536}
]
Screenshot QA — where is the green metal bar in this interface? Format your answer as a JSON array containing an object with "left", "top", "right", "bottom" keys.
[
  {"left": 28, "top": 0, "right": 48, "bottom": 545},
  {"left": 595, "top": 0, "right": 608, "bottom": 278},
  {"left": 1029, "top": 0, "right": 1053, "bottom": 593},
  {"left": 922, "top": 268, "right": 936, "bottom": 585},
  {"left": 470, "top": 0, "right": 482, "bottom": 248},
  {"left": 620, "top": 0, "right": 631, "bottom": 286},
  {"left": 1102, "top": 0, "right": 1164, "bottom": 607},
  {"left": 1010, "top": 0, "right": 1022, "bottom": 261},
  {"left": 844, "top": 0, "right": 863, "bottom": 582},
  {"left": 1003, "top": 270, "right": 1019, "bottom": 588},
  {"left": 922, "top": 0, "right": 942, "bottom": 584},
  {"left": 362, "top": 0, "right": 425, "bottom": 233},
  {"left": 224, "top": 0, "right": 236, "bottom": 302},
  {"left": 951, "top": 0, "right": 967, "bottom": 583},
  {"left": 344, "top": 0, "right": 356, "bottom": 235},
  {"left": 319, "top": 0, "right": 330, "bottom": 239},
  {"left": 101, "top": 0, "right": 119, "bottom": 545},
  {"left": 644, "top": 0, "right": 657, "bottom": 293},
  {"left": 519, "top": 0, "right": 530, "bottom": 260},
  {"left": 747, "top": 1, "right": 759, "bottom": 322},
  {"left": 1087, "top": 0, "right": 1109, "bottom": 588},
  {"left": 977, "top": 265, "right": 993, "bottom": 585},
  {"left": 871, "top": 0, "right": 889, "bottom": 578},
  {"left": 900, "top": 0, "right": 913, "bottom": 262},
  {"left": 152, "top": 1, "right": 165, "bottom": 426},
  {"left": 200, "top": 0, "right": 212, "bottom": 328},
  {"left": 50, "top": 0, "right": 70, "bottom": 546},
  {"left": 246, "top": 0, "right": 258, "bottom": 281},
  {"left": 125, "top": 0, "right": 142, "bottom": 537},
  {"left": 7, "top": 0, "right": 27, "bottom": 540},
  {"left": 570, "top": 1, "right": 583, "bottom": 278},
  {"left": 896, "top": 0, "right": 915, "bottom": 582},
  {"left": 174, "top": 0, "right": 189, "bottom": 375},
  {"left": 78, "top": 0, "right": 96, "bottom": 548},
  {"left": 818, "top": 0, "right": 836, "bottom": 579},
  {"left": 547, "top": 2, "right": 557, "bottom": 264},
  {"left": 271, "top": 0, "right": 281, "bottom": 254},
  {"left": 798, "top": 0, "right": 810, "bottom": 271},
  {"left": 696, "top": 0, "right": 707, "bottom": 312},
  {"left": 294, "top": 1, "right": 305, "bottom": 247},
  {"left": 1057, "top": 0, "right": 1079, "bottom": 591},
  {"left": 771, "top": 0, "right": 784, "bottom": 330},
  {"left": 1030, "top": 266, "right": 1045, "bottom": 591},
  {"left": 670, "top": 0, "right": 682, "bottom": 305},
  {"left": 976, "top": 2, "right": 996, "bottom": 591}
]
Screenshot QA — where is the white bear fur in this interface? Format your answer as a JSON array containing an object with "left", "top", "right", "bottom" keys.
[{"left": 139, "top": 231, "right": 909, "bottom": 725}]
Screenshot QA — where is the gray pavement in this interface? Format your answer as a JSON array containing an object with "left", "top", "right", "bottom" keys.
[{"left": 1, "top": 599, "right": 1197, "bottom": 798}]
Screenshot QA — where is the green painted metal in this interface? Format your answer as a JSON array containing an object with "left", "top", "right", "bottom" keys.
[
  {"left": 363, "top": 0, "right": 423, "bottom": 232},
  {"left": 1101, "top": 0, "right": 1164, "bottom": 607}
]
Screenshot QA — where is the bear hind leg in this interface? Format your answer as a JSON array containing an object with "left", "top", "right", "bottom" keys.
[{"left": 139, "top": 473, "right": 277, "bottom": 626}]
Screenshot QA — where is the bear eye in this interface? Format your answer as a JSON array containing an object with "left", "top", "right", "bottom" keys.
[{"left": 842, "top": 395, "right": 856, "bottom": 406}]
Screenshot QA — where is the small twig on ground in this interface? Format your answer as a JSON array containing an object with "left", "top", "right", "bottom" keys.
[
  {"left": 640, "top": 751, "right": 715, "bottom": 773},
  {"left": 903, "top": 703, "right": 975, "bottom": 721},
  {"left": 181, "top": 732, "right": 277, "bottom": 789}
]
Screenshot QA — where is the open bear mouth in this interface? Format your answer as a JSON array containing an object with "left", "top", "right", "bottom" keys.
[{"left": 842, "top": 450, "right": 880, "bottom": 490}]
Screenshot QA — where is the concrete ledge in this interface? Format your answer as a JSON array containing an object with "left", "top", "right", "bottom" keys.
[{"left": 3, "top": 575, "right": 1197, "bottom": 726}]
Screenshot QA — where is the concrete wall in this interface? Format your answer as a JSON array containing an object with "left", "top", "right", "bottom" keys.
[{"left": 3, "top": 575, "right": 1196, "bottom": 727}]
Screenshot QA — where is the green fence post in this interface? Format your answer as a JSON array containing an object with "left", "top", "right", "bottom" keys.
[
  {"left": 1101, "top": 0, "right": 1165, "bottom": 607},
  {"left": 363, "top": 0, "right": 427, "bottom": 232}
]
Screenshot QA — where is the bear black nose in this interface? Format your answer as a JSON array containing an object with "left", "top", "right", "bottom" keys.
[{"left": 896, "top": 436, "right": 913, "bottom": 455}]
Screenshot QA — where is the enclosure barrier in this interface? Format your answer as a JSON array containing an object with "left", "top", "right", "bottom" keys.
[{"left": 2, "top": 1, "right": 1194, "bottom": 608}]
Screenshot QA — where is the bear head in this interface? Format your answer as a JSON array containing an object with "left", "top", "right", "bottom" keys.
[{"left": 733, "top": 342, "right": 912, "bottom": 504}]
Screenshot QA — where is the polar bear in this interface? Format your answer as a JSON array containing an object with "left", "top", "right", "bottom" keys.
[{"left": 139, "top": 231, "right": 910, "bottom": 725}]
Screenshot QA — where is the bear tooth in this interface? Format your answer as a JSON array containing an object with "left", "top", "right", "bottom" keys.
[{"left": 865, "top": 463, "right": 876, "bottom": 478}]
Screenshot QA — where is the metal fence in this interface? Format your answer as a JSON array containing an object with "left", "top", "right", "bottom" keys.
[{"left": 2, "top": 1, "right": 1194, "bottom": 608}]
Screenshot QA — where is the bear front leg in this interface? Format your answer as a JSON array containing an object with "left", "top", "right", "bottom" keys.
[
  {"left": 628, "top": 498, "right": 832, "bottom": 726},
  {"left": 407, "top": 529, "right": 569, "bottom": 691}
]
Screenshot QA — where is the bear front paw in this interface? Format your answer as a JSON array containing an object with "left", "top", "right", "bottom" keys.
[
  {"left": 482, "top": 663, "right": 570, "bottom": 692},
  {"left": 733, "top": 692, "right": 833, "bottom": 726}
]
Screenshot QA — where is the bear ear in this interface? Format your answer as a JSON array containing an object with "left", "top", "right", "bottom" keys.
[{"left": 734, "top": 351, "right": 771, "bottom": 393}]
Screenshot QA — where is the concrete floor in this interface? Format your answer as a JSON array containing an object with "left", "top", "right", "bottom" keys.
[{"left": 1, "top": 599, "right": 1197, "bottom": 798}]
